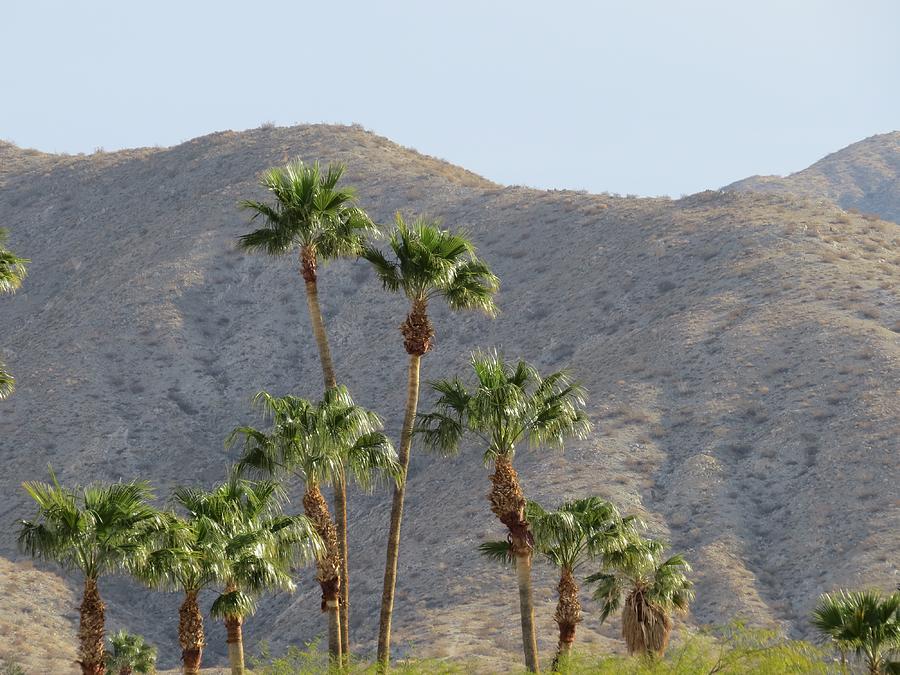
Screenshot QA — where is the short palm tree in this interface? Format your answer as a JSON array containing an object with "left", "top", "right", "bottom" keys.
[
  {"left": 418, "top": 352, "right": 589, "bottom": 673},
  {"left": 364, "top": 214, "right": 498, "bottom": 668},
  {"left": 586, "top": 537, "right": 694, "bottom": 658},
  {"left": 482, "top": 497, "right": 638, "bottom": 669},
  {"left": 231, "top": 386, "right": 399, "bottom": 664},
  {"left": 138, "top": 512, "right": 221, "bottom": 674},
  {"left": 238, "top": 160, "right": 378, "bottom": 653},
  {"left": 18, "top": 473, "right": 162, "bottom": 675},
  {"left": 105, "top": 630, "right": 156, "bottom": 675},
  {"left": 812, "top": 589, "right": 900, "bottom": 674},
  {"left": 0, "top": 227, "right": 28, "bottom": 399},
  {"left": 174, "top": 474, "right": 322, "bottom": 675}
]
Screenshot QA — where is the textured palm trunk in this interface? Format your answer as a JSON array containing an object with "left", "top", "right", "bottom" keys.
[
  {"left": 490, "top": 454, "right": 540, "bottom": 673},
  {"left": 225, "top": 615, "right": 245, "bottom": 675},
  {"left": 301, "top": 246, "right": 351, "bottom": 656},
  {"left": 79, "top": 577, "right": 106, "bottom": 675},
  {"left": 551, "top": 567, "right": 581, "bottom": 671},
  {"left": 179, "top": 589, "right": 204, "bottom": 675},
  {"left": 303, "top": 483, "right": 343, "bottom": 662},
  {"left": 378, "top": 299, "right": 433, "bottom": 669},
  {"left": 377, "top": 352, "right": 421, "bottom": 669}
]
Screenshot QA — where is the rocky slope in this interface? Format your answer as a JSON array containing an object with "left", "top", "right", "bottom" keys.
[
  {"left": 0, "top": 125, "right": 897, "bottom": 670},
  {"left": 725, "top": 131, "right": 900, "bottom": 223}
]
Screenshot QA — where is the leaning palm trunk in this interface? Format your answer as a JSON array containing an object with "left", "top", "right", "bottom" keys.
[
  {"left": 79, "top": 577, "right": 106, "bottom": 675},
  {"left": 377, "top": 351, "right": 421, "bottom": 668},
  {"left": 552, "top": 567, "right": 581, "bottom": 670},
  {"left": 303, "top": 483, "right": 343, "bottom": 662},
  {"left": 490, "top": 455, "right": 540, "bottom": 673},
  {"left": 225, "top": 615, "right": 245, "bottom": 675},
  {"left": 622, "top": 588, "right": 671, "bottom": 657},
  {"left": 301, "top": 247, "right": 350, "bottom": 655},
  {"left": 179, "top": 590, "right": 204, "bottom": 675}
]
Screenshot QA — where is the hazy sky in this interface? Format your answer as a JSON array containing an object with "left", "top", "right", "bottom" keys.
[{"left": 2, "top": 1, "right": 898, "bottom": 196}]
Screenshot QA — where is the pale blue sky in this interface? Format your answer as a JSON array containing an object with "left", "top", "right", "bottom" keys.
[{"left": 2, "top": 0, "right": 898, "bottom": 196}]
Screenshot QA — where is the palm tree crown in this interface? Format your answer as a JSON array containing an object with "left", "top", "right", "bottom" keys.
[
  {"left": 237, "top": 160, "right": 376, "bottom": 279},
  {"left": 812, "top": 589, "right": 900, "bottom": 674},
  {"left": 1, "top": 227, "right": 29, "bottom": 399},
  {"left": 232, "top": 386, "right": 399, "bottom": 490},
  {"left": 587, "top": 537, "right": 694, "bottom": 657},
  {"left": 106, "top": 630, "right": 156, "bottom": 675},
  {"left": 0, "top": 228, "right": 28, "bottom": 295},
  {"left": 19, "top": 473, "right": 162, "bottom": 578},
  {"left": 363, "top": 213, "right": 498, "bottom": 355},
  {"left": 417, "top": 350, "right": 591, "bottom": 464}
]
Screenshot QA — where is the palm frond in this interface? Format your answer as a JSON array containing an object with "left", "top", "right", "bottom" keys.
[{"left": 478, "top": 540, "right": 514, "bottom": 566}]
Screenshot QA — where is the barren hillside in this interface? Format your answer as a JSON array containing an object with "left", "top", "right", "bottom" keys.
[
  {"left": 725, "top": 131, "right": 900, "bottom": 223},
  {"left": 0, "top": 125, "right": 897, "bottom": 671}
]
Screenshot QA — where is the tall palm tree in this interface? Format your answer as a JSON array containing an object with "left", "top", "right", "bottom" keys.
[
  {"left": 0, "top": 227, "right": 28, "bottom": 399},
  {"left": 230, "top": 386, "right": 400, "bottom": 664},
  {"left": 417, "top": 352, "right": 589, "bottom": 673},
  {"left": 586, "top": 537, "right": 694, "bottom": 658},
  {"left": 364, "top": 214, "right": 498, "bottom": 669},
  {"left": 238, "top": 159, "right": 377, "bottom": 653},
  {"left": 105, "top": 630, "right": 156, "bottom": 675},
  {"left": 175, "top": 474, "right": 322, "bottom": 675},
  {"left": 482, "top": 497, "right": 638, "bottom": 669},
  {"left": 18, "top": 473, "right": 162, "bottom": 675},
  {"left": 812, "top": 589, "right": 900, "bottom": 674}
]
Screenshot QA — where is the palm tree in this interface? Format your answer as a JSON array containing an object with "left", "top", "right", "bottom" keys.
[
  {"left": 363, "top": 214, "right": 498, "bottom": 668},
  {"left": 238, "top": 159, "right": 377, "bottom": 653},
  {"left": 482, "top": 497, "right": 638, "bottom": 669},
  {"left": 138, "top": 512, "right": 221, "bottom": 674},
  {"left": 230, "top": 386, "right": 400, "bottom": 664},
  {"left": 0, "top": 227, "right": 28, "bottom": 399},
  {"left": 174, "top": 474, "right": 322, "bottom": 675},
  {"left": 105, "top": 630, "right": 156, "bottom": 675},
  {"left": 417, "top": 352, "right": 589, "bottom": 673},
  {"left": 18, "top": 473, "right": 162, "bottom": 675},
  {"left": 586, "top": 537, "right": 694, "bottom": 658},
  {"left": 812, "top": 589, "right": 900, "bottom": 674}
]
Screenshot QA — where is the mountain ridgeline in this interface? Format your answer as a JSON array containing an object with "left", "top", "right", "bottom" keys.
[{"left": 0, "top": 126, "right": 897, "bottom": 670}]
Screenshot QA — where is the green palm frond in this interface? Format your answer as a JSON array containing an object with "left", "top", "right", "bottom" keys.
[
  {"left": 106, "top": 629, "right": 157, "bottom": 673},
  {"left": 418, "top": 350, "right": 591, "bottom": 464},
  {"left": 19, "top": 472, "right": 161, "bottom": 579},
  {"left": 812, "top": 589, "right": 900, "bottom": 672},
  {"left": 478, "top": 540, "right": 514, "bottom": 566},
  {"left": 0, "top": 363, "right": 14, "bottom": 399},
  {"left": 210, "top": 588, "right": 258, "bottom": 620},
  {"left": 586, "top": 536, "right": 693, "bottom": 625},
  {"left": 0, "top": 228, "right": 28, "bottom": 295},
  {"left": 231, "top": 386, "right": 396, "bottom": 493},
  {"left": 363, "top": 212, "right": 498, "bottom": 312},
  {"left": 237, "top": 160, "right": 374, "bottom": 263}
]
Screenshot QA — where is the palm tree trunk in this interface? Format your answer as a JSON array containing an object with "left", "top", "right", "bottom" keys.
[
  {"left": 516, "top": 552, "right": 540, "bottom": 673},
  {"left": 78, "top": 576, "right": 106, "bottom": 675},
  {"left": 303, "top": 483, "right": 343, "bottom": 663},
  {"left": 377, "top": 351, "right": 421, "bottom": 670},
  {"left": 489, "top": 454, "right": 540, "bottom": 673},
  {"left": 301, "top": 246, "right": 350, "bottom": 656},
  {"left": 179, "top": 589, "right": 204, "bottom": 675},
  {"left": 225, "top": 615, "right": 245, "bottom": 675},
  {"left": 551, "top": 567, "right": 581, "bottom": 671},
  {"left": 334, "top": 473, "right": 350, "bottom": 659}
]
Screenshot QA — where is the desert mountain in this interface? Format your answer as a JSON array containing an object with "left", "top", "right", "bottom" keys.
[
  {"left": 725, "top": 131, "right": 900, "bottom": 223},
  {"left": 0, "top": 125, "right": 897, "bottom": 670}
]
